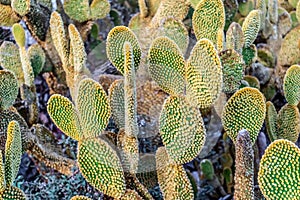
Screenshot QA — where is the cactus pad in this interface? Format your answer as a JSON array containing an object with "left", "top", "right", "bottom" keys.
[
  {"left": 0, "top": 186, "right": 26, "bottom": 199},
  {"left": 283, "top": 65, "right": 300, "bottom": 106},
  {"left": 219, "top": 49, "right": 244, "bottom": 94},
  {"left": 76, "top": 78, "right": 111, "bottom": 139},
  {"left": 12, "top": 24, "right": 25, "bottom": 48},
  {"left": 277, "top": 104, "right": 300, "bottom": 143},
  {"left": 0, "top": 70, "right": 18, "bottom": 110},
  {"left": 78, "top": 138, "right": 125, "bottom": 199},
  {"left": 222, "top": 87, "right": 266, "bottom": 144},
  {"left": 156, "top": 147, "right": 194, "bottom": 200},
  {"left": 4, "top": 121, "right": 22, "bottom": 186},
  {"left": 0, "top": 4, "right": 20, "bottom": 26},
  {"left": 159, "top": 95, "right": 206, "bottom": 164},
  {"left": 192, "top": 0, "right": 225, "bottom": 45},
  {"left": 106, "top": 26, "right": 141, "bottom": 74},
  {"left": 11, "top": 0, "right": 30, "bottom": 16},
  {"left": 242, "top": 10, "right": 261, "bottom": 48},
  {"left": 47, "top": 94, "right": 82, "bottom": 141},
  {"left": 186, "top": 38, "right": 222, "bottom": 109},
  {"left": 28, "top": 44, "right": 45, "bottom": 77},
  {"left": 109, "top": 79, "right": 125, "bottom": 129},
  {"left": 258, "top": 139, "right": 300, "bottom": 199},
  {"left": 148, "top": 36, "right": 185, "bottom": 96},
  {"left": 226, "top": 22, "right": 244, "bottom": 54},
  {"left": 265, "top": 101, "right": 277, "bottom": 142}
]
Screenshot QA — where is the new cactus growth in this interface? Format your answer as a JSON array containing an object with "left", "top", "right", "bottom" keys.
[
  {"left": 259, "top": 139, "right": 300, "bottom": 199},
  {"left": 265, "top": 101, "right": 277, "bottom": 142},
  {"left": 200, "top": 159, "right": 214, "bottom": 181}
]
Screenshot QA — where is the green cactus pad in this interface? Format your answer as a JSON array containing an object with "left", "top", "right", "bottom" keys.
[
  {"left": 283, "top": 65, "right": 300, "bottom": 105},
  {"left": 76, "top": 78, "right": 110, "bottom": 139},
  {"left": 242, "top": 44, "right": 257, "bottom": 66},
  {"left": 12, "top": 24, "right": 25, "bottom": 48},
  {"left": 192, "top": 0, "right": 225, "bottom": 46},
  {"left": 277, "top": 104, "right": 300, "bottom": 143},
  {"left": 158, "top": 17, "right": 189, "bottom": 54},
  {"left": 90, "top": 0, "right": 111, "bottom": 20},
  {"left": 0, "top": 4, "right": 20, "bottom": 26},
  {"left": 4, "top": 121, "right": 22, "bottom": 186},
  {"left": 78, "top": 138, "right": 125, "bottom": 199},
  {"left": 226, "top": 22, "right": 244, "bottom": 54},
  {"left": 222, "top": 87, "right": 266, "bottom": 144},
  {"left": 109, "top": 79, "right": 125, "bottom": 129},
  {"left": 219, "top": 49, "right": 244, "bottom": 94},
  {"left": 156, "top": 147, "right": 194, "bottom": 200},
  {"left": 148, "top": 36, "right": 185, "bottom": 96},
  {"left": 0, "top": 186, "right": 26, "bottom": 199},
  {"left": 242, "top": 10, "right": 261, "bottom": 48},
  {"left": 200, "top": 159, "right": 214, "bottom": 181},
  {"left": 70, "top": 196, "right": 92, "bottom": 200},
  {"left": 238, "top": 0, "right": 254, "bottom": 17},
  {"left": 28, "top": 44, "right": 45, "bottom": 77},
  {"left": 0, "top": 110, "right": 28, "bottom": 153},
  {"left": 258, "top": 139, "right": 300, "bottom": 199},
  {"left": 63, "top": 0, "right": 90, "bottom": 22},
  {"left": 243, "top": 75, "right": 260, "bottom": 89},
  {"left": 159, "top": 95, "right": 206, "bottom": 164},
  {"left": 265, "top": 101, "right": 277, "bottom": 142},
  {"left": 0, "top": 70, "right": 18, "bottom": 110},
  {"left": 186, "top": 38, "right": 222, "bottom": 109},
  {"left": 234, "top": 130, "right": 254, "bottom": 200},
  {"left": 106, "top": 26, "right": 141, "bottom": 75},
  {"left": 11, "top": 0, "right": 30, "bottom": 16},
  {"left": 47, "top": 94, "right": 82, "bottom": 141}
]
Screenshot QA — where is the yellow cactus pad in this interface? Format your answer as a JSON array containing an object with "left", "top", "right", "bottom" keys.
[
  {"left": 148, "top": 36, "right": 185, "bottom": 96},
  {"left": 120, "top": 189, "right": 143, "bottom": 200},
  {"left": 68, "top": 24, "right": 87, "bottom": 75},
  {"left": 5, "top": 121, "right": 22, "bottom": 186},
  {"left": 0, "top": 152, "right": 4, "bottom": 192},
  {"left": 222, "top": 87, "right": 266, "bottom": 144},
  {"left": 109, "top": 79, "right": 125, "bottom": 129},
  {"left": 159, "top": 95, "right": 206, "bottom": 164},
  {"left": 0, "top": 186, "right": 26, "bottom": 199},
  {"left": 258, "top": 139, "right": 300, "bottom": 199},
  {"left": 283, "top": 65, "right": 300, "bottom": 106},
  {"left": 192, "top": 0, "right": 225, "bottom": 46},
  {"left": 0, "top": 70, "right": 19, "bottom": 110},
  {"left": 265, "top": 101, "right": 277, "bottom": 142},
  {"left": 186, "top": 38, "right": 222, "bottom": 109},
  {"left": 219, "top": 49, "right": 244, "bottom": 94},
  {"left": 277, "top": 104, "right": 300, "bottom": 143},
  {"left": 242, "top": 10, "right": 261, "bottom": 48},
  {"left": 106, "top": 26, "right": 141, "bottom": 75},
  {"left": 12, "top": 24, "right": 25, "bottom": 48},
  {"left": 47, "top": 94, "right": 82, "bottom": 141},
  {"left": 49, "top": 12, "right": 69, "bottom": 68},
  {"left": 156, "top": 147, "right": 194, "bottom": 200},
  {"left": 76, "top": 78, "right": 111, "bottom": 139},
  {"left": 78, "top": 138, "right": 125, "bottom": 199},
  {"left": 0, "top": 4, "right": 20, "bottom": 26}
]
